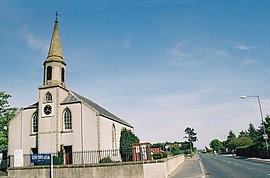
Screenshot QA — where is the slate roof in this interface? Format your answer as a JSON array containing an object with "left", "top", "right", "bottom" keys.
[
  {"left": 62, "top": 90, "right": 133, "bottom": 128},
  {"left": 24, "top": 102, "right": 38, "bottom": 109}
]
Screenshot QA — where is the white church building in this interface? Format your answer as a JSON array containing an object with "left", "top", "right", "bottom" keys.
[{"left": 8, "top": 17, "right": 133, "bottom": 165}]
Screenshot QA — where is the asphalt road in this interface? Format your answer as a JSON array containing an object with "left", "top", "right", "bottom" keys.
[
  {"left": 200, "top": 154, "right": 270, "bottom": 178},
  {"left": 169, "top": 154, "right": 270, "bottom": 178}
]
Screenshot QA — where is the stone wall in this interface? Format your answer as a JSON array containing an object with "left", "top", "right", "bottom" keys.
[{"left": 8, "top": 155, "right": 184, "bottom": 178}]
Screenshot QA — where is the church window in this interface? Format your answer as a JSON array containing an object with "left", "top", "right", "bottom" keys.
[
  {"left": 112, "top": 124, "right": 117, "bottom": 149},
  {"left": 64, "top": 108, "right": 72, "bottom": 130},
  {"left": 45, "top": 92, "right": 52, "bottom": 102},
  {"left": 32, "top": 112, "right": 38, "bottom": 133},
  {"left": 47, "top": 66, "right": 52, "bottom": 80},
  {"left": 61, "top": 67, "right": 65, "bottom": 83}
]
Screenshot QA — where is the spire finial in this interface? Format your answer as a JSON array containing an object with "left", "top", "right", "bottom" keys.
[{"left": 54, "top": 11, "right": 60, "bottom": 22}]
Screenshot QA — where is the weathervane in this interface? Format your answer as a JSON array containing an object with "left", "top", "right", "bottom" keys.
[{"left": 54, "top": 11, "right": 60, "bottom": 21}]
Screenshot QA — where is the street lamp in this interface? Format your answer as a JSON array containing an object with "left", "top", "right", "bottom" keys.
[{"left": 240, "top": 95, "right": 269, "bottom": 157}]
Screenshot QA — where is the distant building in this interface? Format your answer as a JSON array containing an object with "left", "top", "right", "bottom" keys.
[
  {"left": 8, "top": 17, "right": 133, "bottom": 165},
  {"left": 132, "top": 143, "right": 151, "bottom": 161}
]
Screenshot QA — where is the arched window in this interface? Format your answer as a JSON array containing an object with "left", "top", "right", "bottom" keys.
[
  {"left": 44, "top": 92, "right": 52, "bottom": 102},
  {"left": 47, "top": 66, "right": 52, "bottom": 81},
  {"left": 61, "top": 67, "right": 65, "bottom": 83},
  {"left": 112, "top": 124, "right": 117, "bottom": 149},
  {"left": 32, "top": 112, "right": 38, "bottom": 133},
  {"left": 63, "top": 108, "right": 72, "bottom": 130}
]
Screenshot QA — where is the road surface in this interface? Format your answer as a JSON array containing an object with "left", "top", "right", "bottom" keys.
[{"left": 169, "top": 154, "right": 270, "bottom": 178}]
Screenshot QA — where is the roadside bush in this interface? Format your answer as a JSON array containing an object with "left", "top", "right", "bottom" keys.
[
  {"left": 153, "top": 152, "right": 167, "bottom": 160},
  {"left": 99, "top": 156, "right": 113, "bottom": 163},
  {"left": 171, "top": 145, "right": 182, "bottom": 156}
]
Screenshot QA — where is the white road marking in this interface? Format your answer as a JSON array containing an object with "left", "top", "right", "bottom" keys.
[
  {"left": 248, "top": 168, "right": 253, "bottom": 170},
  {"left": 235, "top": 164, "right": 239, "bottom": 166},
  {"left": 199, "top": 158, "right": 205, "bottom": 178}
]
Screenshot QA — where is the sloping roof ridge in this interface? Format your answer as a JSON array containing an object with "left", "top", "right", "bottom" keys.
[
  {"left": 24, "top": 102, "right": 38, "bottom": 109},
  {"left": 69, "top": 90, "right": 133, "bottom": 128}
]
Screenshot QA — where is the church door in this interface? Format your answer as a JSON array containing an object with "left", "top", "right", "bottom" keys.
[{"left": 64, "top": 146, "right": 73, "bottom": 164}]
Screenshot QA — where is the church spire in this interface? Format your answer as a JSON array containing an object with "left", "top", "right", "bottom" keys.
[
  {"left": 46, "top": 12, "right": 64, "bottom": 63},
  {"left": 42, "top": 13, "right": 66, "bottom": 88}
]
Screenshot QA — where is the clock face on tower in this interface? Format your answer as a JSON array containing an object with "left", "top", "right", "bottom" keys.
[
  {"left": 44, "top": 104, "right": 52, "bottom": 115},
  {"left": 42, "top": 103, "right": 54, "bottom": 117}
]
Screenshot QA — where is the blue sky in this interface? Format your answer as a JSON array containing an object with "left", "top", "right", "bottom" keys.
[{"left": 1, "top": 0, "right": 270, "bottom": 149}]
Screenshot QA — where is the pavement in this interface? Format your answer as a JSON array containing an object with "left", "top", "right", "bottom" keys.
[
  {"left": 168, "top": 154, "right": 204, "bottom": 178},
  {"left": 240, "top": 156, "right": 270, "bottom": 164}
]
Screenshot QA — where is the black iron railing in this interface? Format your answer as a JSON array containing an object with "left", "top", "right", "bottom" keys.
[{"left": 9, "top": 149, "right": 121, "bottom": 167}]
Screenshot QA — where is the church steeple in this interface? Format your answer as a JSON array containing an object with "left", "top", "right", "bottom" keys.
[
  {"left": 46, "top": 13, "right": 64, "bottom": 63},
  {"left": 43, "top": 14, "right": 66, "bottom": 88}
]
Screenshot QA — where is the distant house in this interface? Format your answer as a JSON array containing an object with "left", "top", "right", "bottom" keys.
[{"left": 151, "top": 147, "right": 163, "bottom": 153}]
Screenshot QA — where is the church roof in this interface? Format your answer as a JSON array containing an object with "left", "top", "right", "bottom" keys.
[
  {"left": 45, "top": 18, "right": 65, "bottom": 64},
  {"left": 62, "top": 91, "right": 133, "bottom": 128},
  {"left": 24, "top": 102, "right": 38, "bottom": 109}
]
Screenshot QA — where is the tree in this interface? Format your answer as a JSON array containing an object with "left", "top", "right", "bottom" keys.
[
  {"left": 227, "top": 130, "right": 236, "bottom": 141},
  {"left": 247, "top": 123, "right": 258, "bottom": 142},
  {"left": 228, "top": 137, "right": 253, "bottom": 149},
  {"left": 0, "top": 91, "right": 17, "bottom": 149},
  {"left": 119, "top": 128, "right": 139, "bottom": 162},
  {"left": 209, "top": 139, "right": 223, "bottom": 153},
  {"left": 258, "top": 114, "right": 270, "bottom": 150},
  {"left": 239, "top": 130, "right": 248, "bottom": 137},
  {"left": 224, "top": 130, "right": 236, "bottom": 152},
  {"left": 184, "top": 127, "right": 198, "bottom": 153}
]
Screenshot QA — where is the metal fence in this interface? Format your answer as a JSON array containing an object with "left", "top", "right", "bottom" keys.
[{"left": 9, "top": 149, "right": 121, "bottom": 167}]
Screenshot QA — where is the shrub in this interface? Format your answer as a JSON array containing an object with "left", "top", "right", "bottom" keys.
[
  {"left": 120, "top": 128, "right": 140, "bottom": 162},
  {"left": 99, "top": 156, "right": 113, "bottom": 163},
  {"left": 171, "top": 145, "right": 182, "bottom": 156},
  {"left": 153, "top": 152, "right": 167, "bottom": 160}
]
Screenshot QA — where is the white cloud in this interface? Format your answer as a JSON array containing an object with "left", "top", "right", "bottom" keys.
[
  {"left": 23, "top": 31, "right": 48, "bottom": 54},
  {"left": 168, "top": 36, "right": 230, "bottom": 67},
  {"left": 234, "top": 44, "right": 254, "bottom": 50},
  {"left": 228, "top": 41, "right": 254, "bottom": 50}
]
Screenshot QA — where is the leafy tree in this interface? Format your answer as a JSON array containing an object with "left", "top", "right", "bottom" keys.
[
  {"left": 184, "top": 127, "right": 198, "bottom": 153},
  {"left": 227, "top": 130, "right": 236, "bottom": 141},
  {"left": 151, "top": 142, "right": 166, "bottom": 150},
  {"left": 0, "top": 91, "right": 17, "bottom": 149},
  {"left": 239, "top": 130, "right": 248, "bottom": 137},
  {"left": 228, "top": 137, "right": 253, "bottom": 149},
  {"left": 257, "top": 115, "right": 270, "bottom": 150},
  {"left": 247, "top": 123, "right": 259, "bottom": 142},
  {"left": 119, "top": 128, "right": 139, "bottom": 162},
  {"left": 180, "top": 141, "right": 190, "bottom": 151},
  {"left": 224, "top": 130, "right": 236, "bottom": 152},
  {"left": 170, "top": 145, "right": 181, "bottom": 156},
  {"left": 209, "top": 139, "right": 223, "bottom": 153}
]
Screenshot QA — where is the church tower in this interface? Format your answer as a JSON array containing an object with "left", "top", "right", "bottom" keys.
[{"left": 38, "top": 15, "right": 69, "bottom": 154}]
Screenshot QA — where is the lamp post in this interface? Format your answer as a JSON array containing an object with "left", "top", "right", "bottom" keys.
[{"left": 240, "top": 95, "right": 269, "bottom": 157}]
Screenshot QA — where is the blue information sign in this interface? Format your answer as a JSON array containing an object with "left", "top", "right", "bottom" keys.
[{"left": 31, "top": 154, "right": 51, "bottom": 164}]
